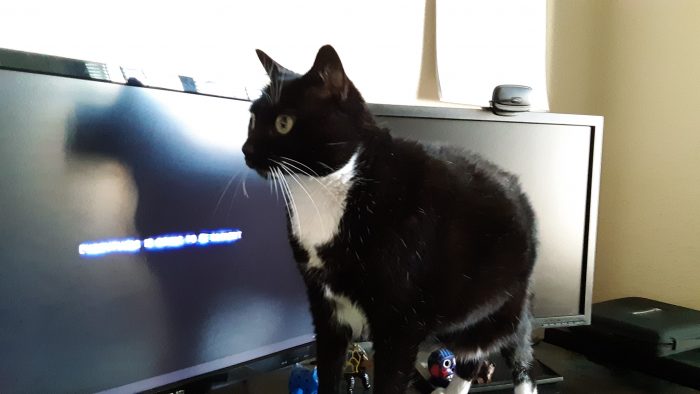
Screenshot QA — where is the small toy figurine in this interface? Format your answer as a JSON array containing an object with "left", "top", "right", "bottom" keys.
[
  {"left": 427, "top": 348, "right": 456, "bottom": 388},
  {"left": 289, "top": 363, "right": 319, "bottom": 394},
  {"left": 343, "top": 343, "right": 371, "bottom": 394}
]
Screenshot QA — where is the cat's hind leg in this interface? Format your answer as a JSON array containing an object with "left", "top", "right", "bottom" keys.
[
  {"left": 433, "top": 295, "right": 531, "bottom": 394},
  {"left": 500, "top": 326, "right": 537, "bottom": 394},
  {"left": 501, "top": 343, "right": 537, "bottom": 394}
]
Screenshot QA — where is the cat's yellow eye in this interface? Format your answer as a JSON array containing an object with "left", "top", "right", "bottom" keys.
[
  {"left": 249, "top": 113, "right": 256, "bottom": 129},
  {"left": 275, "top": 114, "right": 295, "bottom": 134}
]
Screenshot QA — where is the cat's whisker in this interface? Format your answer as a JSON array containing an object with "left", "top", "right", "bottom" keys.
[
  {"left": 272, "top": 167, "right": 286, "bottom": 205},
  {"left": 225, "top": 170, "right": 251, "bottom": 217},
  {"left": 272, "top": 168, "right": 282, "bottom": 202},
  {"left": 242, "top": 173, "right": 249, "bottom": 199},
  {"left": 231, "top": 171, "right": 246, "bottom": 200},
  {"left": 273, "top": 167, "right": 293, "bottom": 221},
  {"left": 275, "top": 169, "right": 283, "bottom": 204},
  {"left": 268, "top": 173, "right": 273, "bottom": 195},
  {"left": 275, "top": 158, "right": 340, "bottom": 205},
  {"left": 276, "top": 167, "right": 300, "bottom": 233},
  {"left": 270, "top": 168, "right": 280, "bottom": 202},
  {"left": 316, "top": 161, "right": 335, "bottom": 172},
  {"left": 212, "top": 169, "right": 243, "bottom": 215},
  {"left": 278, "top": 162, "right": 324, "bottom": 230},
  {"left": 278, "top": 156, "right": 321, "bottom": 177},
  {"left": 272, "top": 158, "right": 330, "bottom": 192}
]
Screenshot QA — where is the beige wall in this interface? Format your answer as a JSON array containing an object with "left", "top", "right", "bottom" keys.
[
  {"left": 548, "top": 1, "right": 700, "bottom": 309},
  {"left": 420, "top": 0, "right": 700, "bottom": 309}
]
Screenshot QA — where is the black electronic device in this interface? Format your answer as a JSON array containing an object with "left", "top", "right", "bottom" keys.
[
  {"left": 576, "top": 298, "right": 700, "bottom": 357},
  {"left": 0, "top": 48, "right": 603, "bottom": 393},
  {"left": 546, "top": 298, "right": 700, "bottom": 390},
  {"left": 490, "top": 84, "right": 533, "bottom": 115}
]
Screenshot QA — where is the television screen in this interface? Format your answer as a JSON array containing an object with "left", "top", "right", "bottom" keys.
[
  {"left": 375, "top": 112, "right": 594, "bottom": 319},
  {"left": 0, "top": 59, "right": 601, "bottom": 393},
  {"left": 0, "top": 69, "right": 315, "bottom": 393}
]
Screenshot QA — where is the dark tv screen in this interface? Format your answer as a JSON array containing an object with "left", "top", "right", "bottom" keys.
[
  {"left": 0, "top": 70, "right": 314, "bottom": 393},
  {"left": 377, "top": 115, "right": 592, "bottom": 320}
]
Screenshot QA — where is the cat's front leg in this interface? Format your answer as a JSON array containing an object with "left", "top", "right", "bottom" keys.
[
  {"left": 315, "top": 325, "right": 350, "bottom": 394},
  {"left": 371, "top": 331, "right": 423, "bottom": 394},
  {"left": 306, "top": 283, "right": 351, "bottom": 393}
]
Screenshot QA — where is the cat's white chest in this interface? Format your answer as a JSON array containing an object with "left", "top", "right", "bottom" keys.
[
  {"left": 281, "top": 152, "right": 368, "bottom": 337},
  {"left": 282, "top": 152, "right": 357, "bottom": 267}
]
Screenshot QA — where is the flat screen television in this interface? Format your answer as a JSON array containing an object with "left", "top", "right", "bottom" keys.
[{"left": 0, "top": 49, "right": 602, "bottom": 393}]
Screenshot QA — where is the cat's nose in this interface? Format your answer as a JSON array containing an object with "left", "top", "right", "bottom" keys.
[{"left": 242, "top": 141, "right": 255, "bottom": 157}]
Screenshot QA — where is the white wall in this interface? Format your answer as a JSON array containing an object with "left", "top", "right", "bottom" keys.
[{"left": 0, "top": 0, "right": 426, "bottom": 104}]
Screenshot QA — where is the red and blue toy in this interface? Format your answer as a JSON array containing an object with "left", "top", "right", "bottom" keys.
[{"left": 428, "top": 348, "right": 456, "bottom": 388}]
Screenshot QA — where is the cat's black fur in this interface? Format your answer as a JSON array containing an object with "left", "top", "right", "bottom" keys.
[{"left": 242, "top": 45, "right": 538, "bottom": 394}]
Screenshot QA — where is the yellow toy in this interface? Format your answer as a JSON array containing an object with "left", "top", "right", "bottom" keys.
[{"left": 343, "top": 343, "right": 371, "bottom": 393}]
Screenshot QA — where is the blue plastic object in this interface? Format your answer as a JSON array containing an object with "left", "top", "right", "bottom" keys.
[{"left": 289, "top": 363, "right": 319, "bottom": 394}]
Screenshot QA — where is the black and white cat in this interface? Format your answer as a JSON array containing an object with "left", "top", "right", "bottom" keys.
[{"left": 242, "top": 45, "right": 538, "bottom": 394}]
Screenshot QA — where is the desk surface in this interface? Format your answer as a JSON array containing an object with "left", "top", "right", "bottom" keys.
[
  {"left": 215, "top": 342, "right": 699, "bottom": 393},
  {"left": 535, "top": 342, "right": 698, "bottom": 393}
]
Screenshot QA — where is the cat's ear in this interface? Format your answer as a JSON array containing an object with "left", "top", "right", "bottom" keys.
[
  {"left": 256, "top": 49, "right": 299, "bottom": 81},
  {"left": 308, "top": 45, "right": 350, "bottom": 100}
]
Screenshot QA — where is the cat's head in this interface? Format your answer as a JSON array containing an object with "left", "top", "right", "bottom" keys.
[{"left": 242, "top": 45, "right": 373, "bottom": 178}]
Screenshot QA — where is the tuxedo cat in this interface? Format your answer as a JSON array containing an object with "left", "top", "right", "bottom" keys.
[{"left": 242, "top": 45, "right": 538, "bottom": 394}]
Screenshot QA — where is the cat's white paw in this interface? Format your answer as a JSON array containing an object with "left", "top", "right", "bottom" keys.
[
  {"left": 430, "top": 388, "right": 447, "bottom": 394},
  {"left": 514, "top": 380, "right": 538, "bottom": 394},
  {"left": 442, "top": 376, "right": 472, "bottom": 394}
]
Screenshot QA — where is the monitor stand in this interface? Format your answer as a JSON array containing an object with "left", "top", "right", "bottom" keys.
[{"left": 412, "top": 351, "right": 562, "bottom": 393}]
